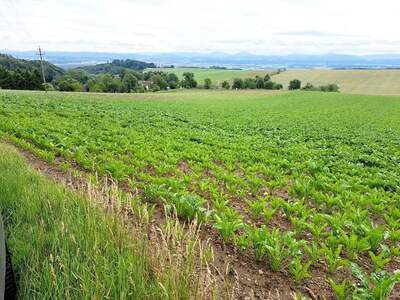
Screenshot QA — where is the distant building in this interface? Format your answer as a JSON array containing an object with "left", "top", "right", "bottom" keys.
[{"left": 138, "top": 80, "right": 153, "bottom": 90}]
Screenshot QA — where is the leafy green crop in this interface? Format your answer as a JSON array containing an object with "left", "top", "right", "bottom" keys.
[{"left": 1, "top": 89, "right": 400, "bottom": 298}]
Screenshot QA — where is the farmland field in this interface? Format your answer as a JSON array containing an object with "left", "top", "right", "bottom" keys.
[
  {"left": 273, "top": 69, "right": 400, "bottom": 95},
  {"left": 1, "top": 89, "right": 400, "bottom": 298},
  {"left": 147, "top": 67, "right": 272, "bottom": 83}
]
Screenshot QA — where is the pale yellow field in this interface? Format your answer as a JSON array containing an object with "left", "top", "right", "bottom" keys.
[{"left": 272, "top": 69, "right": 400, "bottom": 95}]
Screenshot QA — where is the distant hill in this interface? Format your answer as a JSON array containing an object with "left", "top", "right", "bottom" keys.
[
  {"left": 76, "top": 59, "right": 156, "bottom": 75},
  {"left": 0, "top": 54, "right": 64, "bottom": 81},
  {"left": 6, "top": 51, "right": 400, "bottom": 69}
]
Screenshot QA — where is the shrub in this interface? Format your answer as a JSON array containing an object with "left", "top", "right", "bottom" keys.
[
  {"left": 302, "top": 82, "right": 316, "bottom": 91},
  {"left": 255, "top": 77, "right": 264, "bottom": 89},
  {"left": 222, "top": 80, "right": 230, "bottom": 90},
  {"left": 289, "top": 79, "right": 301, "bottom": 90},
  {"left": 135, "top": 86, "right": 146, "bottom": 93},
  {"left": 232, "top": 78, "right": 244, "bottom": 89},
  {"left": 244, "top": 78, "right": 257, "bottom": 89},
  {"left": 264, "top": 80, "right": 274, "bottom": 90},
  {"left": 320, "top": 84, "right": 340, "bottom": 92},
  {"left": 56, "top": 78, "right": 83, "bottom": 92},
  {"left": 151, "top": 84, "right": 160, "bottom": 92},
  {"left": 204, "top": 78, "right": 212, "bottom": 89}
]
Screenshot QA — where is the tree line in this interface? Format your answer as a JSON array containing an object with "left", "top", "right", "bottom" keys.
[
  {"left": 0, "top": 54, "right": 339, "bottom": 93},
  {"left": 0, "top": 67, "right": 43, "bottom": 90}
]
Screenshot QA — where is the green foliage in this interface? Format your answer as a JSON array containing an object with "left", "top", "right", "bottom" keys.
[
  {"left": 181, "top": 72, "right": 198, "bottom": 88},
  {"left": 122, "top": 72, "right": 138, "bottom": 92},
  {"left": 0, "top": 53, "right": 64, "bottom": 82},
  {"left": 204, "top": 78, "right": 212, "bottom": 89},
  {"left": 166, "top": 73, "right": 180, "bottom": 89},
  {"left": 0, "top": 66, "right": 44, "bottom": 90},
  {"left": 248, "top": 226, "right": 304, "bottom": 271},
  {"left": 369, "top": 251, "right": 391, "bottom": 272},
  {"left": 151, "top": 74, "right": 168, "bottom": 90},
  {"left": 77, "top": 59, "right": 156, "bottom": 75},
  {"left": 339, "top": 233, "right": 370, "bottom": 260},
  {"left": 232, "top": 78, "right": 244, "bottom": 89},
  {"left": 321, "top": 244, "right": 348, "bottom": 273},
  {"left": 221, "top": 80, "right": 230, "bottom": 89},
  {"left": 166, "top": 193, "right": 208, "bottom": 221},
  {"left": 329, "top": 278, "right": 352, "bottom": 300},
  {"left": 244, "top": 78, "right": 257, "bottom": 89},
  {"left": 0, "top": 144, "right": 162, "bottom": 298},
  {"left": 213, "top": 209, "right": 243, "bottom": 243},
  {"left": 351, "top": 263, "right": 400, "bottom": 300},
  {"left": 55, "top": 77, "right": 83, "bottom": 92},
  {"left": 1, "top": 90, "right": 400, "bottom": 295},
  {"left": 289, "top": 258, "right": 311, "bottom": 283},
  {"left": 289, "top": 79, "right": 302, "bottom": 90},
  {"left": 302, "top": 82, "right": 340, "bottom": 92}
]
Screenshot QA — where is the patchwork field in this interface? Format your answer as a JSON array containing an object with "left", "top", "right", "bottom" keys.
[
  {"left": 1, "top": 89, "right": 399, "bottom": 299},
  {"left": 273, "top": 69, "right": 400, "bottom": 95},
  {"left": 148, "top": 67, "right": 272, "bottom": 83}
]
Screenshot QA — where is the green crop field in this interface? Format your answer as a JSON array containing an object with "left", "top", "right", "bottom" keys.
[
  {"left": 147, "top": 67, "right": 272, "bottom": 83},
  {"left": 1, "top": 89, "right": 400, "bottom": 299},
  {"left": 273, "top": 69, "right": 400, "bottom": 95}
]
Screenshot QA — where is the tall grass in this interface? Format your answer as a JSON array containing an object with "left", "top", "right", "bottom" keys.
[{"left": 0, "top": 143, "right": 221, "bottom": 299}]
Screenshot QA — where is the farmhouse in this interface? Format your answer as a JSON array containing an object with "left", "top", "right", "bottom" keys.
[{"left": 138, "top": 80, "right": 153, "bottom": 90}]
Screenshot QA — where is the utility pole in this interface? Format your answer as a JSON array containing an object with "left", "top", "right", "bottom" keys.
[{"left": 37, "top": 46, "right": 46, "bottom": 86}]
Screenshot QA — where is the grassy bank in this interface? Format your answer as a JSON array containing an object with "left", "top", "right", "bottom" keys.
[{"left": 0, "top": 143, "right": 215, "bottom": 299}]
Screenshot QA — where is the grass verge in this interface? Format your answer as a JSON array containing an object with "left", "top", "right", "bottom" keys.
[{"left": 0, "top": 143, "right": 220, "bottom": 299}]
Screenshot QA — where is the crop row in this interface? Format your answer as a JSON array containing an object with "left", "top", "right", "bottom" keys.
[{"left": 1, "top": 90, "right": 399, "bottom": 298}]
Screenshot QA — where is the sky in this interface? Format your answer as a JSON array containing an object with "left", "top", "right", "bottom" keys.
[{"left": 1, "top": 0, "right": 400, "bottom": 55}]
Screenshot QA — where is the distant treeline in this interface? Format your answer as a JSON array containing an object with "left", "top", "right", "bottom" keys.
[
  {"left": 0, "top": 54, "right": 64, "bottom": 81},
  {"left": 0, "top": 54, "right": 339, "bottom": 93},
  {"left": 76, "top": 59, "right": 156, "bottom": 75}
]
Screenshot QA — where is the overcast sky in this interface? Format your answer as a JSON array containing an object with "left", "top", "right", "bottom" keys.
[{"left": 1, "top": 0, "right": 400, "bottom": 55}]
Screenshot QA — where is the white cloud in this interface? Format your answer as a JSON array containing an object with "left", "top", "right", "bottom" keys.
[{"left": 0, "top": 0, "right": 399, "bottom": 54}]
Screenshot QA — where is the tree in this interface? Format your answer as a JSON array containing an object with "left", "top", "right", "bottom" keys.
[
  {"left": 67, "top": 69, "right": 89, "bottom": 84},
  {"left": 222, "top": 80, "right": 230, "bottom": 90},
  {"left": 232, "top": 78, "right": 244, "bottom": 89},
  {"left": 167, "top": 73, "right": 179, "bottom": 89},
  {"left": 98, "top": 74, "right": 122, "bottom": 93},
  {"left": 87, "top": 77, "right": 105, "bottom": 92},
  {"left": 289, "top": 79, "right": 301, "bottom": 90},
  {"left": 255, "top": 76, "right": 264, "bottom": 89},
  {"left": 122, "top": 73, "right": 138, "bottom": 92},
  {"left": 244, "top": 78, "right": 257, "bottom": 89},
  {"left": 181, "top": 72, "right": 197, "bottom": 88},
  {"left": 151, "top": 84, "right": 160, "bottom": 92},
  {"left": 151, "top": 74, "right": 168, "bottom": 90},
  {"left": 264, "top": 80, "right": 274, "bottom": 90},
  {"left": 264, "top": 74, "right": 271, "bottom": 82},
  {"left": 204, "top": 78, "right": 212, "bottom": 89},
  {"left": 56, "top": 78, "right": 82, "bottom": 92}
]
